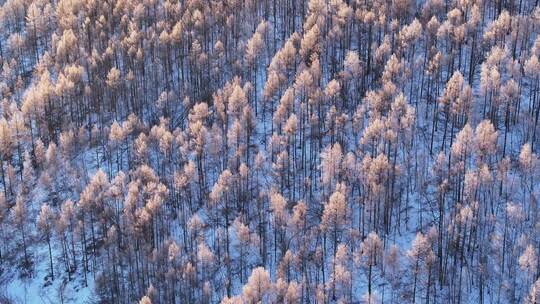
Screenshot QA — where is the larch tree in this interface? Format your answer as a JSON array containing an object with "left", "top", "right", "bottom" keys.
[{"left": 37, "top": 203, "right": 56, "bottom": 280}]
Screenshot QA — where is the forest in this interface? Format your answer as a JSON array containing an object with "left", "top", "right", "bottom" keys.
[{"left": 0, "top": 0, "right": 539, "bottom": 303}]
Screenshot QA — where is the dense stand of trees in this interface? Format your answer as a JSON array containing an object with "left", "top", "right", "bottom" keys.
[{"left": 0, "top": 0, "right": 539, "bottom": 303}]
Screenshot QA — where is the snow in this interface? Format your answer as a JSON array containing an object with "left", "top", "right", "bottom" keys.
[{"left": 3, "top": 243, "right": 95, "bottom": 304}]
